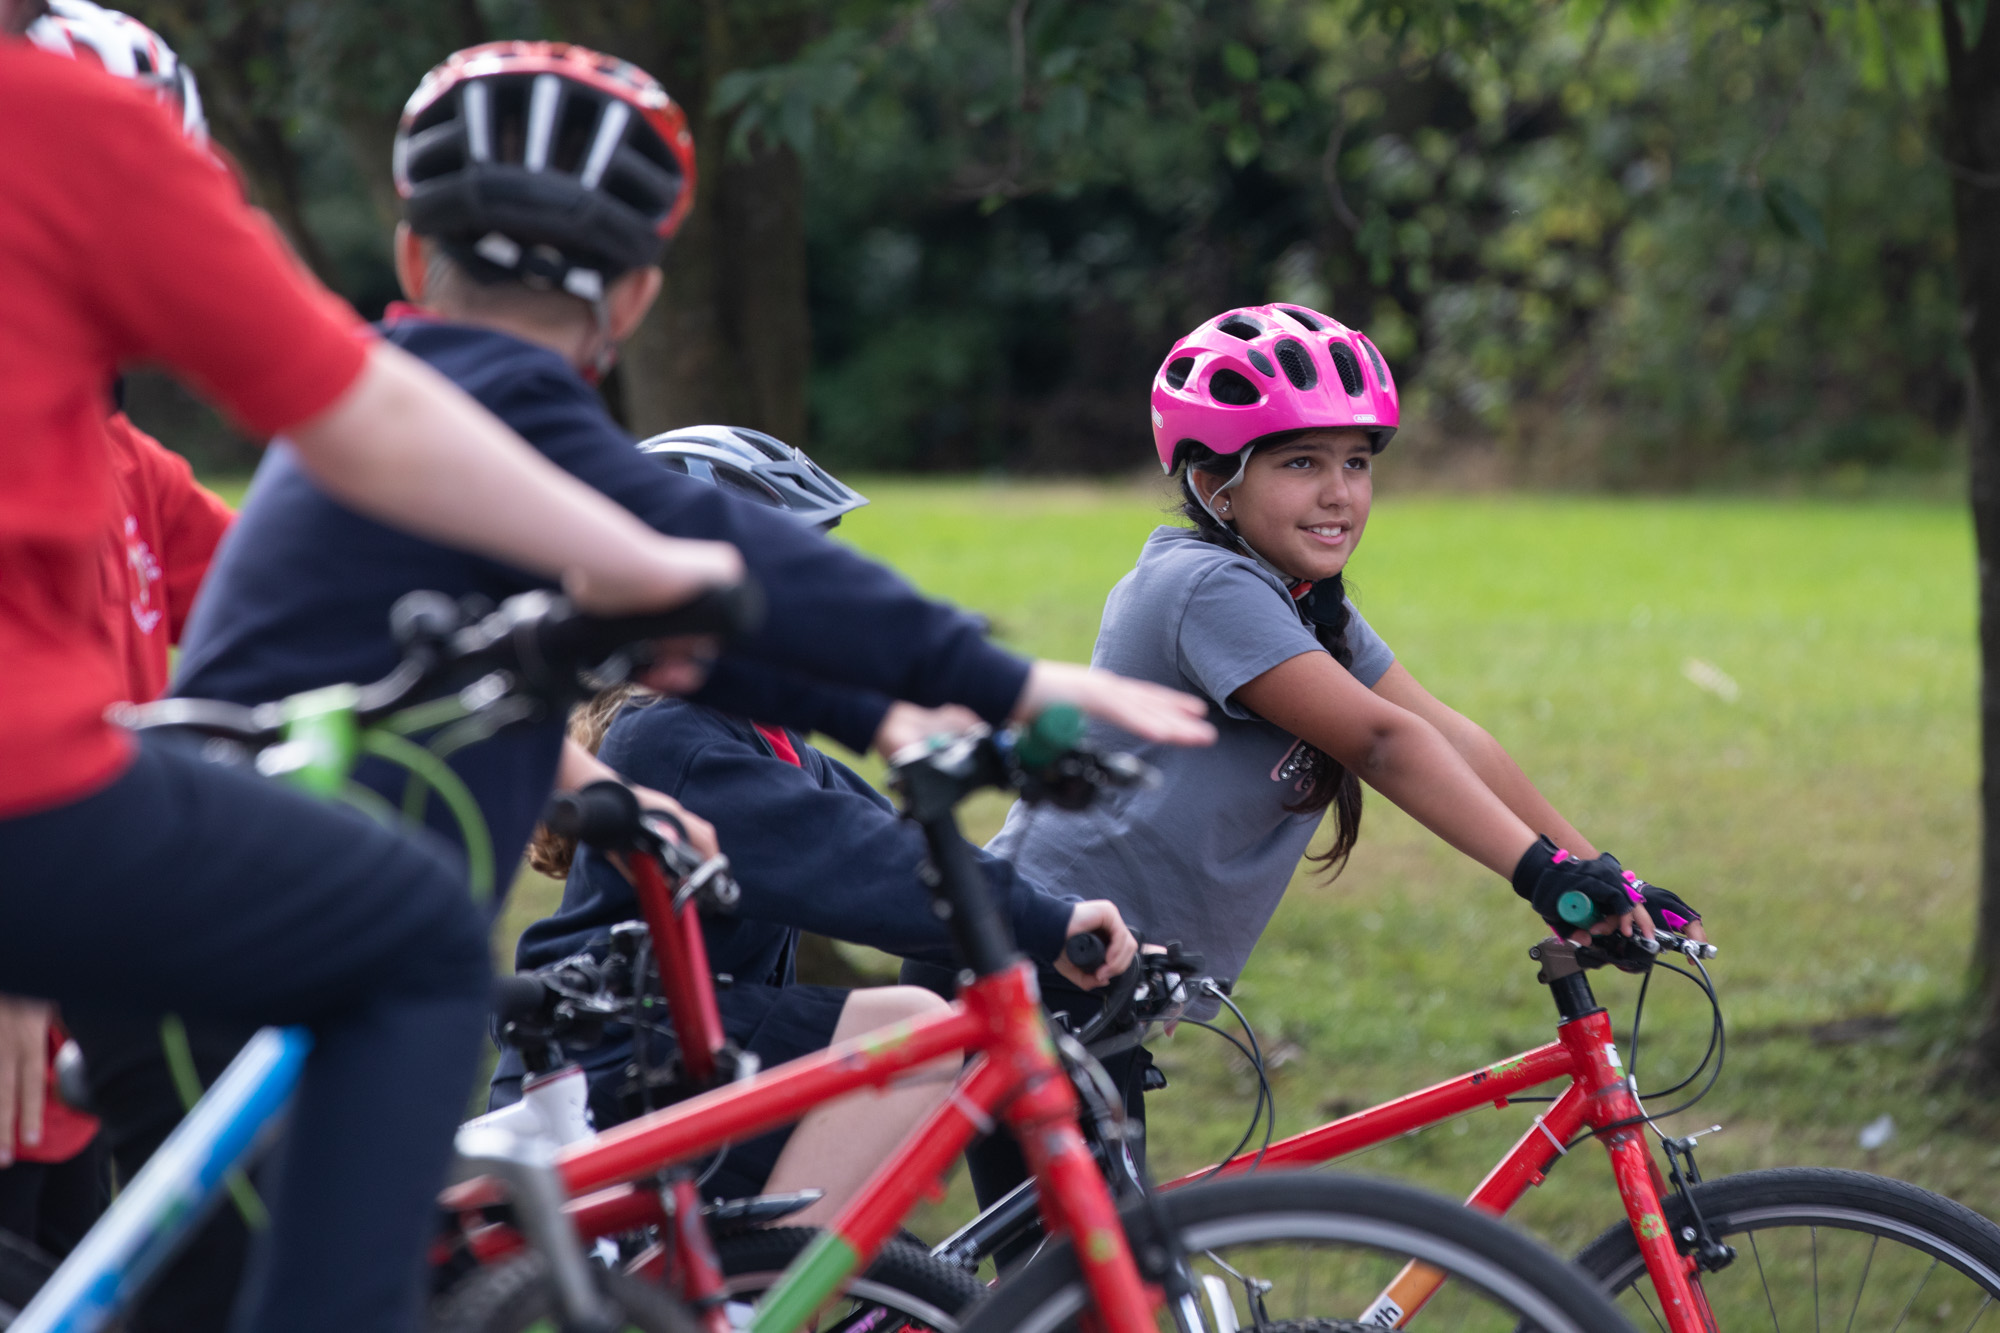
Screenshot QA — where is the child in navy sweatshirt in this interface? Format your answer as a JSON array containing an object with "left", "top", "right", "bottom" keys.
[{"left": 503, "top": 428, "right": 1134, "bottom": 1226}]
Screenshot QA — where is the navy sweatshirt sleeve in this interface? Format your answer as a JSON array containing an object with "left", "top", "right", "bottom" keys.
[
  {"left": 686, "top": 659, "right": 892, "bottom": 756},
  {"left": 523, "top": 699, "right": 1075, "bottom": 973},
  {"left": 454, "top": 345, "right": 1031, "bottom": 725}
]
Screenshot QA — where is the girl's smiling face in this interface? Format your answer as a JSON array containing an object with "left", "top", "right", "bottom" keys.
[{"left": 1194, "top": 429, "right": 1374, "bottom": 582}]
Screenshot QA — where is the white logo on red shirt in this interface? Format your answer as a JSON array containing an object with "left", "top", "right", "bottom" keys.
[{"left": 125, "top": 514, "right": 162, "bottom": 635}]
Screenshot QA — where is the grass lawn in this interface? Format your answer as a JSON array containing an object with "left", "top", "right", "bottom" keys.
[
  {"left": 789, "top": 478, "right": 1990, "bottom": 1254},
  {"left": 242, "top": 467, "right": 1986, "bottom": 1253}
]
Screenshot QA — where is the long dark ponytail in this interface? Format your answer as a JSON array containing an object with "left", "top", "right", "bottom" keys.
[{"left": 1179, "top": 445, "right": 1364, "bottom": 879}]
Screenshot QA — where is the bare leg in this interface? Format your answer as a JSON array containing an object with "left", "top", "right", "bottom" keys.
[{"left": 760, "top": 986, "right": 955, "bottom": 1228}]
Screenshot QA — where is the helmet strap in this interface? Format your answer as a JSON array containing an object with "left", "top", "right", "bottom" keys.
[
  {"left": 1197, "top": 450, "right": 1305, "bottom": 593},
  {"left": 578, "top": 292, "right": 618, "bottom": 384}
]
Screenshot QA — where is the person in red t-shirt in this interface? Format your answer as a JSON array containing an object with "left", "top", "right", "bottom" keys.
[
  {"left": 0, "top": 407, "right": 234, "bottom": 1265},
  {"left": 101, "top": 414, "right": 236, "bottom": 705},
  {"left": 0, "top": 8, "right": 746, "bottom": 1331}
]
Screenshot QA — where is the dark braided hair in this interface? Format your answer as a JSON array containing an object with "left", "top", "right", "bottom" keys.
[{"left": 1178, "top": 442, "right": 1364, "bottom": 879}]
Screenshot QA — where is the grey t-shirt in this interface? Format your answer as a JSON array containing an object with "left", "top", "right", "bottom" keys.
[{"left": 989, "top": 526, "right": 1394, "bottom": 1014}]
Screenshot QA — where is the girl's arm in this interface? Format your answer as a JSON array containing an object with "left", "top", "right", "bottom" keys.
[
  {"left": 1234, "top": 652, "right": 1538, "bottom": 878},
  {"left": 1369, "top": 663, "right": 1598, "bottom": 857}
]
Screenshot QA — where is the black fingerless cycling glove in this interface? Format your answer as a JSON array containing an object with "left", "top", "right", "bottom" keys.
[
  {"left": 1510, "top": 835, "right": 1639, "bottom": 930},
  {"left": 1597, "top": 857, "right": 1701, "bottom": 931}
]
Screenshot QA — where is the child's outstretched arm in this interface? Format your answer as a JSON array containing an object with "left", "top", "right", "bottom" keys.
[
  {"left": 1235, "top": 651, "right": 1650, "bottom": 938},
  {"left": 1367, "top": 663, "right": 1596, "bottom": 856},
  {"left": 1237, "top": 653, "right": 1538, "bottom": 877}
]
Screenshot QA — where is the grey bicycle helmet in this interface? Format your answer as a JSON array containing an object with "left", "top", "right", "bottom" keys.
[{"left": 638, "top": 426, "right": 868, "bottom": 531}]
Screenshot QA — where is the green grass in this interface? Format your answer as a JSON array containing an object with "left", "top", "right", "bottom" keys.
[
  {"left": 217, "top": 464, "right": 1991, "bottom": 1250},
  {"left": 818, "top": 479, "right": 1994, "bottom": 1253}
]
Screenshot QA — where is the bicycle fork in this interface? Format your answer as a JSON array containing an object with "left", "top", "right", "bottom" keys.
[{"left": 1367, "top": 942, "right": 1717, "bottom": 1333}]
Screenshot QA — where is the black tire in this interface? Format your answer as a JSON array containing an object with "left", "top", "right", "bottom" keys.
[
  {"left": 712, "top": 1227, "right": 986, "bottom": 1331},
  {"left": 429, "top": 1252, "right": 698, "bottom": 1333},
  {"left": 1571, "top": 1166, "right": 2000, "bottom": 1332},
  {"left": 0, "top": 1229, "right": 57, "bottom": 1321},
  {"left": 962, "top": 1172, "right": 1639, "bottom": 1333}
]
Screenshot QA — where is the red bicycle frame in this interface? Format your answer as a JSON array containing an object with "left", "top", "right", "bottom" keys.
[
  {"left": 451, "top": 754, "right": 1163, "bottom": 1333},
  {"left": 545, "top": 958, "right": 1150, "bottom": 1333},
  {"left": 1165, "top": 937, "right": 1716, "bottom": 1332}
]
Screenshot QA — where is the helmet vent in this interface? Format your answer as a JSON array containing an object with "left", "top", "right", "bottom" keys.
[
  {"left": 1360, "top": 336, "right": 1389, "bottom": 388},
  {"left": 551, "top": 96, "right": 601, "bottom": 174},
  {"left": 1209, "top": 368, "right": 1261, "bottom": 406},
  {"left": 1329, "top": 343, "right": 1366, "bottom": 396},
  {"left": 1217, "top": 315, "right": 1263, "bottom": 341},
  {"left": 1273, "top": 339, "right": 1317, "bottom": 391},
  {"left": 1247, "top": 349, "right": 1276, "bottom": 377},
  {"left": 1163, "top": 356, "right": 1197, "bottom": 391},
  {"left": 1278, "top": 306, "right": 1323, "bottom": 331}
]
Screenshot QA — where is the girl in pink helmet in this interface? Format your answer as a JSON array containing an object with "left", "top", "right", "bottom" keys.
[{"left": 975, "top": 304, "right": 1708, "bottom": 1200}]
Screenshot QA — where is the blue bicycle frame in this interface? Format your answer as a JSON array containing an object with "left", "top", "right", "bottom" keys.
[{"left": 9, "top": 1029, "right": 310, "bottom": 1333}]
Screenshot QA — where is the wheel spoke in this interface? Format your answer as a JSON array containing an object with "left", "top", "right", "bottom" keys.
[
  {"left": 1889, "top": 1257, "right": 1939, "bottom": 1333},
  {"left": 1631, "top": 1278, "right": 1671, "bottom": 1333},
  {"left": 1842, "top": 1233, "right": 1878, "bottom": 1333},
  {"left": 1811, "top": 1226, "right": 1820, "bottom": 1333},
  {"left": 1748, "top": 1231, "right": 1782, "bottom": 1333},
  {"left": 1962, "top": 1294, "right": 1995, "bottom": 1333}
]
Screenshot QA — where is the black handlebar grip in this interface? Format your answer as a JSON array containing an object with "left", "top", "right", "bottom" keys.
[
  {"left": 542, "top": 780, "right": 645, "bottom": 850},
  {"left": 491, "top": 973, "right": 551, "bottom": 1025},
  {"left": 537, "top": 581, "right": 766, "bottom": 668},
  {"left": 1064, "top": 931, "right": 1108, "bottom": 974}
]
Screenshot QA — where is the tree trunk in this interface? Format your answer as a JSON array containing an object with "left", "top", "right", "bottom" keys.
[
  {"left": 1943, "top": 0, "right": 2000, "bottom": 1084},
  {"left": 570, "top": 0, "right": 814, "bottom": 441}
]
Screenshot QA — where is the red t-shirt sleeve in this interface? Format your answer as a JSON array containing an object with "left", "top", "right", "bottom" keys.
[
  {"left": 111, "top": 416, "right": 235, "bottom": 643},
  {"left": 60, "top": 83, "right": 371, "bottom": 436}
]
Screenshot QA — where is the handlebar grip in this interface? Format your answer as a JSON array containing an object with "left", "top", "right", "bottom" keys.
[
  {"left": 543, "top": 780, "right": 645, "bottom": 850},
  {"left": 1064, "top": 931, "right": 1108, "bottom": 974},
  {"left": 491, "top": 973, "right": 550, "bottom": 1025},
  {"left": 536, "top": 581, "right": 766, "bottom": 667},
  {"left": 1015, "top": 704, "right": 1086, "bottom": 771},
  {"left": 1557, "top": 890, "right": 1598, "bottom": 927}
]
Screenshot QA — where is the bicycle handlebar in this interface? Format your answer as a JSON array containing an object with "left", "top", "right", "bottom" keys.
[
  {"left": 119, "top": 581, "right": 763, "bottom": 746},
  {"left": 1572, "top": 926, "right": 1718, "bottom": 972},
  {"left": 1064, "top": 932, "right": 1108, "bottom": 974},
  {"left": 444, "top": 583, "right": 765, "bottom": 698},
  {"left": 1071, "top": 940, "right": 1208, "bottom": 1049}
]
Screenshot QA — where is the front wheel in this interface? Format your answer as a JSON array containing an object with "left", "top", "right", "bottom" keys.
[
  {"left": 711, "top": 1228, "right": 986, "bottom": 1330},
  {"left": 1573, "top": 1166, "right": 2000, "bottom": 1332},
  {"left": 429, "top": 1252, "right": 698, "bottom": 1333},
  {"left": 961, "top": 1172, "right": 1641, "bottom": 1333}
]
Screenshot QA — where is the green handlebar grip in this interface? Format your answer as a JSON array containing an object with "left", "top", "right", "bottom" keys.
[
  {"left": 1014, "top": 704, "right": 1085, "bottom": 771},
  {"left": 1557, "top": 890, "right": 1597, "bottom": 926}
]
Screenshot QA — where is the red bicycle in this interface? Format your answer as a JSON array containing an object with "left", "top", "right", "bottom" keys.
[
  {"left": 949, "top": 925, "right": 2000, "bottom": 1333},
  {"left": 432, "top": 715, "right": 1643, "bottom": 1333}
]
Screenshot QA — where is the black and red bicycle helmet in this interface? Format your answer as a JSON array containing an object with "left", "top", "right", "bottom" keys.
[{"left": 393, "top": 41, "right": 696, "bottom": 300}]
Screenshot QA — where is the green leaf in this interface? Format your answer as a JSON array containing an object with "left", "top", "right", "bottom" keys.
[
  {"left": 1764, "top": 178, "right": 1827, "bottom": 250},
  {"left": 1222, "top": 41, "right": 1259, "bottom": 83},
  {"left": 1225, "top": 122, "right": 1261, "bottom": 166}
]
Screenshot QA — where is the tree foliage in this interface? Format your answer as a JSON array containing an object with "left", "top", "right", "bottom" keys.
[{"left": 144, "top": 0, "right": 1958, "bottom": 481}]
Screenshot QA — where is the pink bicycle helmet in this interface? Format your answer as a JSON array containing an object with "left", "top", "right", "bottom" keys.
[{"left": 1149, "top": 303, "right": 1399, "bottom": 473}]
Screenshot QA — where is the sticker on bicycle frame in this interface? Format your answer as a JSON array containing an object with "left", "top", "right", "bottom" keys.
[
  {"left": 1475, "top": 1056, "right": 1528, "bottom": 1085},
  {"left": 857, "top": 1020, "right": 919, "bottom": 1057},
  {"left": 1360, "top": 1295, "right": 1406, "bottom": 1326},
  {"left": 1086, "top": 1227, "right": 1121, "bottom": 1262},
  {"left": 1637, "top": 1212, "right": 1668, "bottom": 1239},
  {"left": 1604, "top": 1043, "right": 1624, "bottom": 1069}
]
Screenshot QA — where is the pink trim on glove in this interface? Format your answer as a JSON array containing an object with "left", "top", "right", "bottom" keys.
[
  {"left": 1659, "top": 909, "right": 1691, "bottom": 930},
  {"left": 1552, "top": 849, "right": 1572, "bottom": 864}
]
